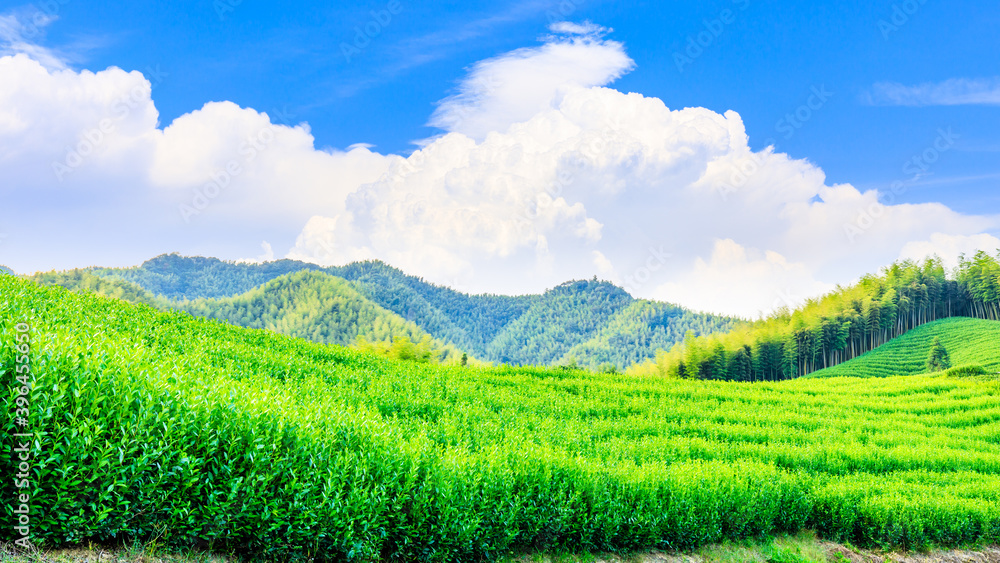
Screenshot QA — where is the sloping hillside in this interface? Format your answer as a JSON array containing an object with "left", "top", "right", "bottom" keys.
[
  {"left": 4, "top": 276, "right": 1000, "bottom": 558},
  {"left": 31, "top": 269, "right": 458, "bottom": 362},
  {"left": 629, "top": 253, "right": 1000, "bottom": 381},
  {"left": 561, "top": 299, "right": 740, "bottom": 369},
  {"left": 63, "top": 254, "right": 736, "bottom": 368},
  {"left": 91, "top": 254, "right": 533, "bottom": 357},
  {"left": 178, "top": 270, "right": 458, "bottom": 359},
  {"left": 810, "top": 317, "right": 1000, "bottom": 378},
  {"left": 485, "top": 279, "right": 632, "bottom": 365}
]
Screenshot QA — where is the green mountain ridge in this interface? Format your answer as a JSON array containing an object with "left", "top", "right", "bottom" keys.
[
  {"left": 179, "top": 270, "right": 460, "bottom": 359},
  {"left": 31, "top": 269, "right": 458, "bottom": 363},
  {"left": 485, "top": 279, "right": 633, "bottom": 366},
  {"left": 35, "top": 253, "right": 738, "bottom": 368},
  {"left": 563, "top": 299, "right": 738, "bottom": 369}
]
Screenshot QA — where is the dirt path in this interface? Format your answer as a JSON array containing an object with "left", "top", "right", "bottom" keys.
[
  {"left": 574, "top": 544, "right": 1000, "bottom": 563},
  {"left": 822, "top": 543, "right": 1000, "bottom": 563}
]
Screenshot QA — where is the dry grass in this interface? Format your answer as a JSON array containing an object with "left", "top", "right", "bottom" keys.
[{"left": 4, "top": 536, "right": 1000, "bottom": 563}]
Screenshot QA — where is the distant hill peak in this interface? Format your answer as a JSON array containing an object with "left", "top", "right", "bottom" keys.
[{"left": 34, "top": 253, "right": 736, "bottom": 369}]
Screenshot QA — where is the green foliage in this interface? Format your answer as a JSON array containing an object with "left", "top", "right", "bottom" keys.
[
  {"left": 176, "top": 270, "right": 459, "bottom": 361},
  {"left": 31, "top": 269, "right": 461, "bottom": 365},
  {"left": 925, "top": 337, "right": 952, "bottom": 373},
  {"left": 3, "top": 278, "right": 1000, "bottom": 560},
  {"left": 45, "top": 254, "right": 736, "bottom": 369},
  {"left": 355, "top": 334, "right": 439, "bottom": 363},
  {"left": 813, "top": 318, "right": 1000, "bottom": 378},
  {"left": 633, "top": 253, "right": 1000, "bottom": 381},
  {"left": 943, "top": 364, "right": 989, "bottom": 378},
  {"left": 31, "top": 269, "right": 163, "bottom": 307},
  {"left": 562, "top": 300, "right": 740, "bottom": 369},
  {"left": 485, "top": 280, "right": 632, "bottom": 365}
]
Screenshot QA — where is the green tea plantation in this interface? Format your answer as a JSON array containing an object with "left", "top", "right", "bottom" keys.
[
  {"left": 811, "top": 317, "right": 1000, "bottom": 378},
  {"left": 3, "top": 278, "right": 1000, "bottom": 561}
]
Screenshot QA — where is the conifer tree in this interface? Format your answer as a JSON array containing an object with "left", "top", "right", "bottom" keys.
[{"left": 925, "top": 337, "right": 952, "bottom": 372}]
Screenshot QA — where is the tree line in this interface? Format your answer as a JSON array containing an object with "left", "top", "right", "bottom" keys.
[{"left": 628, "top": 251, "right": 1000, "bottom": 381}]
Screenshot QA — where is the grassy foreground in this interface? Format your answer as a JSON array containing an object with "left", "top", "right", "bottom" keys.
[{"left": 3, "top": 278, "right": 1000, "bottom": 561}]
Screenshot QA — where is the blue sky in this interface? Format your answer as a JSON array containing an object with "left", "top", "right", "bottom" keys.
[
  {"left": 38, "top": 0, "right": 998, "bottom": 209},
  {"left": 1, "top": 0, "right": 998, "bottom": 315}
]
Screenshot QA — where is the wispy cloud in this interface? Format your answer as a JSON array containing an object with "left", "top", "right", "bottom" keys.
[
  {"left": 547, "top": 21, "right": 608, "bottom": 37},
  {"left": 866, "top": 77, "right": 1000, "bottom": 106},
  {"left": 328, "top": 0, "right": 574, "bottom": 100},
  {"left": 0, "top": 9, "right": 67, "bottom": 70}
]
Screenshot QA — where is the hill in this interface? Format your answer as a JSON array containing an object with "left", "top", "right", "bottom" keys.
[
  {"left": 562, "top": 299, "right": 739, "bottom": 370},
  {"left": 31, "top": 269, "right": 458, "bottom": 363},
  {"left": 3, "top": 276, "right": 1000, "bottom": 559},
  {"left": 484, "top": 279, "right": 632, "bottom": 365},
  {"left": 49, "top": 253, "right": 738, "bottom": 368},
  {"left": 810, "top": 317, "right": 1000, "bottom": 378},
  {"left": 178, "top": 270, "right": 460, "bottom": 361},
  {"left": 630, "top": 252, "right": 1000, "bottom": 381}
]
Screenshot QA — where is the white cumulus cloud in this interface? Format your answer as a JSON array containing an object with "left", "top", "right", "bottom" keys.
[
  {"left": 2, "top": 22, "right": 999, "bottom": 318},
  {"left": 656, "top": 239, "right": 835, "bottom": 319},
  {"left": 899, "top": 233, "right": 1000, "bottom": 270},
  {"left": 427, "top": 22, "right": 635, "bottom": 140}
]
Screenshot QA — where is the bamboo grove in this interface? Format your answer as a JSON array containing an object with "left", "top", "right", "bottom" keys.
[{"left": 630, "top": 251, "right": 1000, "bottom": 381}]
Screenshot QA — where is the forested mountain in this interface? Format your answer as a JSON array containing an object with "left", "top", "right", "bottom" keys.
[
  {"left": 485, "top": 279, "right": 633, "bottom": 365},
  {"left": 629, "top": 251, "right": 1000, "bottom": 381},
  {"left": 32, "top": 269, "right": 163, "bottom": 306},
  {"left": 323, "top": 260, "right": 536, "bottom": 357},
  {"left": 93, "top": 254, "right": 535, "bottom": 357},
  {"left": 179, "top": 271, "right": 460, "bottom": 360},
  {"left": 35, "top": 253, "right": 736, "bottom": 368},
  {"left": 32, "top": 269, "right": 459, "bottom": 363},
  {"left": 91, "top": 254, "right": 324, "bottom": 299},
  {"left": 562, "top": 300, "right": 741, "bottom": 370}
]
